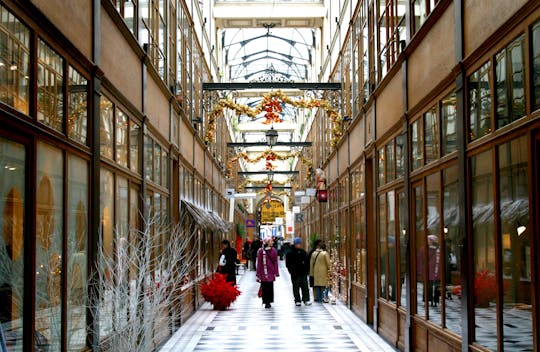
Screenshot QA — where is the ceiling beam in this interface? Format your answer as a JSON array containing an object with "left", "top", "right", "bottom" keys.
[
  {"left": 238, "top": 171, "right": 299, "bottom": 176},
  {"left": 227, "top": 142, "right": 312, "bottom": 147},
  {"left": 203, "top": 82, "right": 341, "bottom": 91}
]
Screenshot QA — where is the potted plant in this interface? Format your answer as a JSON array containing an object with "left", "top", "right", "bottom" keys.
[{"left": 200, "top": 273, "right": 241, "bottom": 310}]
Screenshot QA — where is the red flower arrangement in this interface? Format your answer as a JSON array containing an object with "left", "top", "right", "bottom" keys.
[
  {"left": 451, "top": 269, "right": 497, "bottom": 307},
  {"left": 200, "top": 273, "right": 241, "bottom": 310}
]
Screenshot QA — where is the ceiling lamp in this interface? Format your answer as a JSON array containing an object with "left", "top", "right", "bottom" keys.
[{"left": 265, "top": 127, "right": 278, "bottom": 147}]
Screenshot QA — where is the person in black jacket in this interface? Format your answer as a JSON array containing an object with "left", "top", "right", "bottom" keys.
[
  {"left": 219, "top": 239, "right": 238, "bottom": 285},
  {"left": 286, "top": 237, "right": 312, "bottom": 306}
]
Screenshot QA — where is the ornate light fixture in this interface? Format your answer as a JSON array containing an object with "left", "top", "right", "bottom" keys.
[{"left": 265, "top": 127, "right": 278, "bottom": 147}]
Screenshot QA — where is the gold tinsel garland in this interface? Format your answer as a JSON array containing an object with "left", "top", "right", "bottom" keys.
[
  {"left": 227, "top": 148, "right": 312, "bottom": 176},
  {"left": 205, "top": 90, "right": 344, "bottom": 148}
]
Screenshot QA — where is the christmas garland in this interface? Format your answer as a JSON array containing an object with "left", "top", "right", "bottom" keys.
[
  {"left": 227, "top": 149, "right": 312, "bottom": 176},
  {"left": 205, "top": 90, "right": 343, "bottom": 147},
  {"left": 237, "top": 178, "right": 294, "bottom": 191}
]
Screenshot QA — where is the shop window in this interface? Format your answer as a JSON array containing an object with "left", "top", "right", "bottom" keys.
[
  {"left": 37, "top": 40, "right": 64, "bottom": 133},
  {"left": 424, "top": 106, "right": 439, "bottom": 164},
  {"left": 100, "top": 97, "right": 114, "bottom": 159},
  {"left": 441, "top": 93, "right": 457, "bottom": 155},
  {"left": 498, "top": 137, "right": 531, "bottom": 350},
  {"left": 426, "top": 172, "right": 441, "bottom": 324},
  {"left": 378, "top": 147, "right": 385, "bottom": 186},
  {"left": 442, "top": 165, "right": 461, "bottom": 334},
  {"left": 411, "top": 119, "right": 423, "bottom": 170},
  {"left": 0, "top": 136, "right": 25, "bottom": 350},
  {"left": 387, "top": 191, "right": 397, "bottom": 303},
  {"left": 144, "top": 135, "right": 153, "bottom": 181},
  {"left": 471, "top": 149, "right": 496, "bottom": 350},
  {"left": 468, "top": 61, "right": 492, "bottom": 141},
  {"left": 532, "top": 21, "right": 540, "bottom": 111},
  {"left": 395, "top": 134, "right": 405, "bottom": 178},
  {"left": 413, "top": 184, "right": 425, "bottom": 316},
  {"left": 36, "top": 141, "right": 64, "bottom": 351},
  {"left": 495, "top": 35, "right": 525, "bottom": 129},
  {"left": 379, "top": 194, "right": 387, "bottom": 299},
  {"left": 67, "top": 155, "right": 88, "bottom": 350},
  {"left": 398, "top": 192, "right": 407, "bottom": 307},
  {"left": 0, "top": 4, "right": 30, "bottom": 114}
]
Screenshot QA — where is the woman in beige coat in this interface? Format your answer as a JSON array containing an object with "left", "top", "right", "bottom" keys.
[{"left": 310, "top": 242, "right": 331, "bottom": 303}]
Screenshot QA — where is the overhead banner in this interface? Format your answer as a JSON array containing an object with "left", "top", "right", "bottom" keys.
[{"left": 260, "top": 200, "right": 285, "bottom": 223}]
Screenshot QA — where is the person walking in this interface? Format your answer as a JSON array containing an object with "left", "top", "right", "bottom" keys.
[
  {"left": 310, "top": 242, "right": 331, "bottom": 303},
  {"left": 286, "top": 237, "right": 311, "bottom": 306},
  {"left": 219, "top": 239, "right": 238, "bottom": 285},
  {"left": 250, "top": 237, "right": 262, "bottom": 271},
  {"left": 256, "top": 237, "right": 279, "bottom": 309}
]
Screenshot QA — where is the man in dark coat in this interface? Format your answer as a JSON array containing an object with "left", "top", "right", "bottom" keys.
[
  {"left": 286, "top": 237, "right": 312, "bottom": 306},
  {"left": 250, "top": 237, "right": 262, "bottom": 271},
  {"left": 219, "top": 239, "right": 238, "bottom": 285}
]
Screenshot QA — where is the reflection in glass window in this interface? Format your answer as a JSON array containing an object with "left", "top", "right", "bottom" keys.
[
  {"left": 411, "top": 119, "right": 423, "bottom": 170},
  {"left": 533, "top": 22, "right": 540, "bottom": 111},
  {"left": 426, "top": 173, "right": 441, "bottom": 325},
  {"left": 67, "top": 66, "right": 88, "bottom": 144},
  {"left": 144, "top": 135, "right": 153, "bottom": 181},
  {"left": 398, "top": 192, "right": 407, "bottom": 307},
  {"left": 387, "top": 191, "right": 397, "bottom": 303},
  {"left": 395, "top": 134, "right": 405, "bottom": 178},
  {"left": 0, "top": 136, "right": 25, "bottom": 351},
  {"left": 496, "top": 35, "right": 525, "bottom": 129},
  {"left": 99, "top": 168, "right": 113, "bottom": 340},
  {"left": 154, "top": 143, "right": 161, "bottom": 185},
  {"left": 443, "top": 165, "right": 461, "bottom": 335},
  {"left": 378, "top": 147, "right": 385, "bottom": 186},
  {"left": 100, "top": 97, "right": 114, "bottom": 158},
  {"left": 424, "top": 107, "right": 439, "bottom": 164},
  {"left": 441, "top": 94, "right": 456, "bottom": 155},
  {"left": 37, "top": 40, "right": 64, "bottom": 133},
  {"left": 499, "top": 137, "right": 532, "bottom": 350},
  {"left": 468, "top": 62, "right": 492, "bottom": 141},
  {"left": 36, "top": 142, "right": 63, "bottom": 351},
  {"left": 116, "top": 110, "right": 128, "bottom": 168},
  {"left": 129, "top": 120, "right": 140, "bottom": 173},
  {"left": 386, "top": 141, "right": 395, "bottom": 183},
  {"left": 0, "top": 4, "right": 30, "bottom": 114},
  {"left": 379, "top": 194, "right": 387, "bottom": 300},
  {"left": 414, "top": 184, "right": 425, "bottom": 317},
  {"left": 471, "top": 149, "right": 496, "bottom": 351},
  {"left": 67, "top": 155, "right": 88, "bottom": 350}
]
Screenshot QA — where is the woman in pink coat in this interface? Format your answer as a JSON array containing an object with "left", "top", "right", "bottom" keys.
[{"left": 257, "top": 237, "right": 279, "bottom": 308}]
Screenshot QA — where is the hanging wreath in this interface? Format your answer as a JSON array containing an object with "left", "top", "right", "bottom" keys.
[{"left": 205, "top": 90, "right": 343, "bottom": 147}]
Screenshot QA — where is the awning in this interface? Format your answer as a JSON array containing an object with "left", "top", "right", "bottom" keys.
[{"left": 181, "top": 199, "right": 231, "bottom": 232}]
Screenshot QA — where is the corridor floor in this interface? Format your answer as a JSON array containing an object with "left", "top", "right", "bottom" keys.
[{"left": 160, "top": 260, "right": 396, "bottom": 352}]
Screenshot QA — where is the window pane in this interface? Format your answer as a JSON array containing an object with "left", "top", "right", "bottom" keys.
[
  {"left": 154, "top": 144, "right": 161, "bottom": 185},
  {"left": 499, "top": 137, "right": 532, "bottom": 350},
  {"left": 395, "top": 134, "right": 405, "bottom": 178},
  {"left": 67, "top": 155, "right": 88, "bottom": 351},
  {"left": 414, "top": 184, "right": 425, "bottom": 317},
  {"left": 161, "top": 150, "right": 168, "bottom": 188},
  {"left": 144, "top": 136, "right": 153, "bottom": 181},
  {"left": 443, "top": 165, "right": 461, "bottom": 335},
  {"left": 129, "top": 121, "right": 140, "bottom": 173},
  {"left": 115, "top": 110, "right": 128, "bottom": 167},
  {"left": 398, "top": 192, "right": 407, "bottom": 307},
  {"left": 37, "top": 40, "right": 64, "bottom": 133},
  {"left": 411, "top": 119, "right": 423, "bottom": 170},
  {"left": 533, "top": 22, "right": 540, "bottom": 111},
  {"left": 413, "top": 0, "right": 428, "bottom": 33},
  {"left": 386, "top": 141, "right": 395, "bottom": 183},
  {"left": 387, "top": 191, "right": 397, "bottom": 303},
  {"left": 116, "top": 176, "right": 129, "bottom": 330},
  {"left": 100, "top": 97, "right": 114, "bottom": 158},
  {"left": 67, "top": 66, "right": 88, "bottom": 144},
  {"left": 426, "top": 172, "right": 441, "bottom": 325},
  {"left": 36, "top": 142, "right": 63, "bottom": 351},
  {"left": 442, "top": 93, "right": 457, "bottom": 155},
  {"left": 496, "top": 35, "right": 525, "bottom": 129},
  {"left": 468, "top": 61, "right": 492, "bottom": 141},
  {"left": 0, "top": 4, "right": 30, "bottom": 114},
  {"left": 0, "top": 137, "right": 25, "bottom": 350},
  {"left": 378, "top": 147, "right": 385, "bottom": 186},
  {"left": 99, "top": 169, "right": 114, "bottom": 339},
  {"left": 471, "top": 150, "right": 496, "bottom": 351},
  {"left": 424, "top": 107, "right": 439, "bottom": 164},
  {"left": 379, "top": 194, "right": 387, "bottom": 299}
]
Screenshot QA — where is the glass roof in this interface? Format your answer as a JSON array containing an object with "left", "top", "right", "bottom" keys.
[{"left": 223, "top": 27, "right": 315, "bottom": 82}]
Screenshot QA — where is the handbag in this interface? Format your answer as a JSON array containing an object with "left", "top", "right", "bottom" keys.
[
  {"left": 309, "top": 251, "right": 321, "bottom": 287},
  {"left": 258, "top": 284, "right": 263, "bottom": 298},
  {"left": 219, "top": 254, "right": 227, "bottom": 266}
]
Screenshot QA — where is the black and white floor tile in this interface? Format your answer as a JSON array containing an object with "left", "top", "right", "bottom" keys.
[{"left": 160, "top": 261, "right": 396, "bottom": 352}]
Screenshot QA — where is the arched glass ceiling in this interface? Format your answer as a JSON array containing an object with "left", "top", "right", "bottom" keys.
[{"left": 223, "top": 28, "right": 315, "bottom": 82}]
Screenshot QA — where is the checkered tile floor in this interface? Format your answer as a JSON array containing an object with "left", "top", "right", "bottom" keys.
[{"left": 160, "top": 261, "right": 396, "bottom": 352}]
